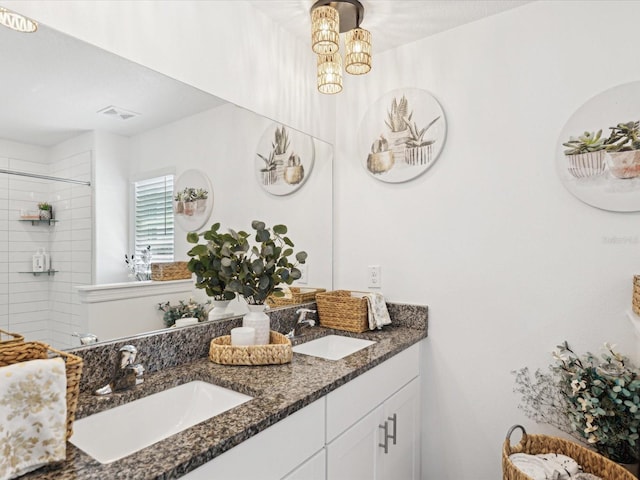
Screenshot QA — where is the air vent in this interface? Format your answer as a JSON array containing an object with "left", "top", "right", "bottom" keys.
[{"left": 97, "top": 105, "right": 140, "bottom": 121}]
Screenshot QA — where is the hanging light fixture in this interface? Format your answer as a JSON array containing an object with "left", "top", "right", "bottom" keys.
[
  {"left": 0, "top": 7, "right": 37, "bottom": 33},
  {"left": 317, "top": 52, "right": 343, "bottom": 94},
  {"left": 311, "top": 0, "right": 371, "bottom": 94}
]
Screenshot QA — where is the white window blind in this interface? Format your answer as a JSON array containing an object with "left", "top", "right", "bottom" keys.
[{"left": 134, "top": 175, "right": 174, "bottom": 262}]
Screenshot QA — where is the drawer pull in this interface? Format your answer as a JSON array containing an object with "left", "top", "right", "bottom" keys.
[
  {"left": 378, "top": 422, "right": 389, "bottom": 454},
  {"left": 388, "top": 413, "right": 397, "bottom": 445}
]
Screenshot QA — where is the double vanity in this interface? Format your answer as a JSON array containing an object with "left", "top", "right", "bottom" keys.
[{"left": 21, "top": 302, "right": 427, "bottom": 480}]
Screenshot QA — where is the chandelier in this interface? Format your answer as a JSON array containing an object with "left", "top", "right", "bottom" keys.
[{"left": 311, "top": 0, "right": 371, "bottom": 94}]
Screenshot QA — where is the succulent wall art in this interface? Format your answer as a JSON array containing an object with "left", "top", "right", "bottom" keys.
[
  {"left": 255, "top": 124, "right": 315, "bottom": 196},
  {"left": 357, "top": 88, "right": 447, "bottom": 183},
  {"left": 556, "top": 81, "right": 640, "bottom": 212},
  {"left": 174, "top": 169, "right": 213, "bottom": 231}
]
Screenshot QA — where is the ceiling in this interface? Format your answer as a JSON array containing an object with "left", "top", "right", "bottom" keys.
[
  {"left": 1, "top": 1, "right": 532, "bottom": 148},
  {"left": 248, "top": 0, "right": 533, "bottom": 54}
]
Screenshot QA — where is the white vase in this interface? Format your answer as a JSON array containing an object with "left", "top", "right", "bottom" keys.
[
  {"left": 208, "top": 300, "right": 232, "bottom": 321},
  {"left": 242, "top": 304, "right": 270, "bottom": 345}
]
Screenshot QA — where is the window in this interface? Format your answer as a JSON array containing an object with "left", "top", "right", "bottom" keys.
[{"left": 133, "top": 175, "right": 174, "bottom": 262}]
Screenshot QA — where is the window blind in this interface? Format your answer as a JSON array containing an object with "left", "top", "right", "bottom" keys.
[{"left": 134, "top": 175, "right": 174, "bottom": 262}]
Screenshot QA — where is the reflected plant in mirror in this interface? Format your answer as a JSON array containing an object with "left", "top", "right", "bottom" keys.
[{"left": 187, "top": 221, "right": 307, "bottom": 306}]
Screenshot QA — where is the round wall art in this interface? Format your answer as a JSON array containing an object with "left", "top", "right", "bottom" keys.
[
  {"left": 357, "top": 87, "right": 447, "bottom": 183},
  {"left": 255, "top": 123, "right": 315, "bottom": 195},
  {"left": 174, "top": 169, "right": 213, "bottom": 232},
  {"left": 556, "top": 81, "right": 640, "bottom": 212}
]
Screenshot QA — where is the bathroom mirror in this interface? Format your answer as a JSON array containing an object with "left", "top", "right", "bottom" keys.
[{"left": 0, "top": 22, "right": 333, "bottom": 349}]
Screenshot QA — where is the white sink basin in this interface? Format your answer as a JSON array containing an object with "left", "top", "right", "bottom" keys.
[
  {"left": 292, "top": 335, "right": 375, "bottom": 361},
  {"left": 70, "top": 381, "right": 252, "bottom": 463}
]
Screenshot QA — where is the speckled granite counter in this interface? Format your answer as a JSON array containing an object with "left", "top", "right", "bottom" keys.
[{"left": 21, "top": 302, "right": 427, "bottom": 480}]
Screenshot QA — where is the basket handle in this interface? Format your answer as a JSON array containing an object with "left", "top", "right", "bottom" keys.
[{"left": 505, "top": 424, "right": 528, "bottom": 454}]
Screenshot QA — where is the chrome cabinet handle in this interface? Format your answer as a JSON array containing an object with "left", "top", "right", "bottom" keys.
[
  {"left": 388, "top": 413, "right": 397, "bottom": 445},
  {"left": 379, "top": 421, "right": 389, "bottom": 454}
]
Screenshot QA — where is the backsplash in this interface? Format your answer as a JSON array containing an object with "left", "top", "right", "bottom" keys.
[{"left": 70, "top": 301, "right": 428, "bottom": 393}]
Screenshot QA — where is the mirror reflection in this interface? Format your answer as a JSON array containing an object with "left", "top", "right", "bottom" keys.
[{"left": 0, "top": 23, "right": 333, "bottom": 350}]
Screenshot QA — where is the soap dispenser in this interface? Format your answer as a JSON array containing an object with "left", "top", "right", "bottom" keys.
[
  {"left": 42, "top": 249, "right": 50, "bottom": 272},
  {"left": 32, "top": 248, "right": 44, "bottom": 272}
]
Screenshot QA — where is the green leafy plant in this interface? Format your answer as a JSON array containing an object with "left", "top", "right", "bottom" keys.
[
  {"left": 174, "top": 191, "right": 184, "bottom": 202},
  {"left": 513, "top": 341, "right": 640, "bottom": 463},
  {"left": 563, "top": 130, "right": 606, "bottom": 155},
  {"left": 272, "top": 126, "right": 290, "bottom": 155},
  {"left": 186, "top": 223, "right": 243, "bottom": 300},
  {"left": 187, "top": 221, "right": 307, "bottom": 305},
  {"left": 605, "top": 121, "right": 640, "bottom": 152},
  {"left": 38, "top": 202, "right": 51, "bottom": 211},
  {"left": 182, "top": 187, "right": 197, "bottom": 202},
  {"left": 157, "top": 299, "right": 210, "bottom": 327},
  {"left": 385, "top": 95, "right": 412, "bottom": 133},
  {"left": 258, "top": 151, "right": 277, "bottom": 173},
  {"left": 401, "top": 116, "right": 440, "bottom": 148},
  {"left": 195, "top": 188, "right": 208, "bottom": 200}
]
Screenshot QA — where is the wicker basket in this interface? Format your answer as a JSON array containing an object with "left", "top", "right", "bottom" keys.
[
  {"left": 633, "top": 276, "right": 640, "bottom": 316},
  {"left": 503, "top": 425, "right": 636, "bottom": 480},
  {"left": 0, "top": 340, "right": 83, "bottom": 440},
  {"left": 315, "top": 290, "right": 369, "bottom": 333},
  {"left": 151, "top": 261, "right": 192, "bottom": 281},
  {"left": 209, "top": 331, "right": 292, "bottom": 366},
  {"left": 266, "top": 287, "right": 327, "bottom": 307},
  {"left": 0, "top": 328, "right": 24, "bottom": 345}
]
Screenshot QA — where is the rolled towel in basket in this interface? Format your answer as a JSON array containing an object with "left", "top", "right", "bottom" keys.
[
  {"left": 0, "top": 357, "right": 67, "bottom": 480},
  {"left": 362, "top": 292, "right": 392, "bottom": 330}
]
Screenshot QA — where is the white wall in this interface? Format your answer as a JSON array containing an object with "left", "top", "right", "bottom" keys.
[{"left": 334, "top": 1, "right": 640, "bottom": 478}]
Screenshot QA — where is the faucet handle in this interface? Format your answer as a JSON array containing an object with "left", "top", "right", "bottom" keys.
[{"left": 296, "top": 308, "right": 317, "bottom": 320}]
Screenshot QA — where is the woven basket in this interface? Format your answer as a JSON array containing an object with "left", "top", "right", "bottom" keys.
[
  {"left": 151, "top": 261, "right": 192, "bottom": 281},
  {"left": 503, "top": 425, "right": 635, "bottom": 480},
  {"left": 315, "top": 290, "right": 369, "bottom": 333},
  {"left": 0, "top": 328, "right": 24, "bottom": 345},
  {"left": 266, "top": 287, "right": 327, "bottom": 307},
  {"left": 209, "top": 331, "right": 292, "bottom": 366},
  {"left": 0, "top": 340, "right": 83, "bottom": 440},
  {"left": 633, "top": 276, "right": 640, "bottom": 316}
]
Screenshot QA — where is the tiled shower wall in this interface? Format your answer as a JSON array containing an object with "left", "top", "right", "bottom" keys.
[{"left": 0, "top": 152, "right": 92, "bottom": 349}]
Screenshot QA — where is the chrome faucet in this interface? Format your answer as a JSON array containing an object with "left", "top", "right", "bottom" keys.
[
  {"left": 95, "top": 345, "right": 145, "bottom": 395},
  {"left": 73, "top": 332, "right": 98, "bottom": 345},
  {"left": 286, "top": 308, "right": 317, "bottom": 338}
]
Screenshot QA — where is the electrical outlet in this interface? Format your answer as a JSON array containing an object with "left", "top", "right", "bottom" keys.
[
  {"left": 368, "top": 265, "right": 381, "bottom": 289},
  {"left": 298, "top": 264, "right": 308, "bottom": 284}
]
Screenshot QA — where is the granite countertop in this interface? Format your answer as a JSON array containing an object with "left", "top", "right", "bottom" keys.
[{"left": 21, "top": 303, "right": 427, "bottom": 480}]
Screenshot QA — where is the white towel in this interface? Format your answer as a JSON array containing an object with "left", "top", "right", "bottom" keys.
[
  {"left": 363, "top": 292, "right": 392, "bottom": 330},
  {"left": 537, "top": 453, "right": 580, "bottom": 479},
  {"left": 0, "top": 357, "right": 67, "bottom": 480},
  {"left": 509, "top": 453, "right": 559, "bottom": 480}
]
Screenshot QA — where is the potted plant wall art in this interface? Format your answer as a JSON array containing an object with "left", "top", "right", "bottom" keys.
[
  {"left": 556, "top": 81, "right": 640, "bottom": 212},
  {"left": 174, "top": 169, "right": 214, "bottom": 231},
  {"left": 358, "top": 88, "right": 447, "bottom": 183},
  {"left": 255, "top": 123, "right": 315, "bottom": 195}
]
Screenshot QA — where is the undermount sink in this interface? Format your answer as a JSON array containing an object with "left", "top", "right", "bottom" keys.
[
  {"left": 70, "top": 380, "right": 252, "bottom": 464},
  {"left": 292, "top": 335, "right": 376, "bottom": 361}
]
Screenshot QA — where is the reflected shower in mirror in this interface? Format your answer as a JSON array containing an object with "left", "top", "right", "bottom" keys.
[{"left": 0, "top": 22, "right": 333, "bottom": 350}]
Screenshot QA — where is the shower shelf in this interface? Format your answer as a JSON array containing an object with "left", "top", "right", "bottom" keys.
[
  {"left": 18, "top": 219, "right": 58, "bottom": 226},
  {"left": 19, "top": 270, "right": 58, "bottom": 276}
]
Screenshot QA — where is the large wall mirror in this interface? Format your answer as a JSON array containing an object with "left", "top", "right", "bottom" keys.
[{"left": 0, "top": 23, "right": 333, "bottom": 350}]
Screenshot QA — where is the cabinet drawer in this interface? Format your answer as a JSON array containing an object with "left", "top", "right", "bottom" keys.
[{"left": 326, "top": 343, "right": 419, "bottom": 442}]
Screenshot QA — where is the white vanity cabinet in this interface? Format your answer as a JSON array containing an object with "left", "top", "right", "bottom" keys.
[
  {"left": 326, "top": 344, "right": 421, "bottom": 480},
  {"left": 180, "top": 342, "right": 421, "bottom": 480}
]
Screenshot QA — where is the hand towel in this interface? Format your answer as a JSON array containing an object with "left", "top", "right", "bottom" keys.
[
  {"left": 509, "top": 453, "right": 559, "bottom": 480},
  {"left": 537, "top": 453, "right": 580, "bottom": 479},
  {"left": 0, "top": 357, "right": 67, "bottom": 480},
  {"left": 363, "top": 292, "right": 392, "bottom": 330}
]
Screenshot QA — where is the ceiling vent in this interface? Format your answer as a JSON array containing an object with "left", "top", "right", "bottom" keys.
[{"left": 97, "top": 105, "right": 140, "bottom": 121}]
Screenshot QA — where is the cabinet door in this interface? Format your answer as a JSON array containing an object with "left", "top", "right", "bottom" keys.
[
  {"left": 379, "top": 378, "right": 421, "bottom": 480},
  {"left": 327, "top": 406, "right": 383, "bottom": 480},
  {"left": 282, "top": 449, "right": 326, "bottom": 480}
]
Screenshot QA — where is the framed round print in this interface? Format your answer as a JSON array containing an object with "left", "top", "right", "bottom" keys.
[
  {"left": 556, "top": 81, "right": 640, "bottom": 212},
  {"left": 357, "top": 87, "right": 447, "bottom": 183},
  {"left": 174, "top": 169, "right": 213, "bottom": 231},
  {"left": 255, "top": 123, "right": 315, "bottom": 195}
]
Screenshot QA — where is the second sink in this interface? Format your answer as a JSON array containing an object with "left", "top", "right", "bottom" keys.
[
  {"left": 70, "top": 380, "right": 252, "bottom": 464},
  {"left": 292, "top": 334, "right": 376, "bottom": 361}
]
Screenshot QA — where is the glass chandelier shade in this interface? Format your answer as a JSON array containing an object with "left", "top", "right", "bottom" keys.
[
  {"left": 317, "top": 53, "right": 343, "bottom": 95},
  {"left": 345, "top": 28, "right": 371, "bottom": 75},
  {"left": 0, "top": 7, "right": 37, "bottom": 33},
  {"left": 311, "top": 6, "right": 340, "bottom": 55}
]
